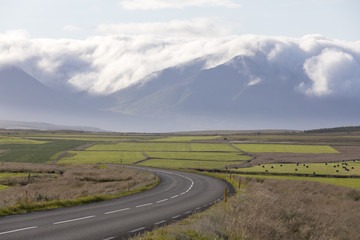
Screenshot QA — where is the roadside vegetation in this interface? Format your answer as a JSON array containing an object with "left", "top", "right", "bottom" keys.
[
  {"left": 0, "top": 162, "right": 158, "bottom": 215},
  {"left": 135, "top": 177, "right": 360, "bottom": 240}
]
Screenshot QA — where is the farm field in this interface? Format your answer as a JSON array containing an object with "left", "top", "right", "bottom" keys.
[
  {"left": 88, "top": 142, "right": 235, "bottom": 152},
  {"left": 151, "top": 136, "right": 221, "bottom": 142},
  {"left": 0, "top": 136, "right": 47, "bottom": 144},
  {"left": 234, "top": 143, "right": 339, "bottom": 153},
  {"left": 139, "top": 158, "right": 241, "bottom": 169},
  {"left": 0, "top": 140, "right": 88, "bottom": 163},
  {"left": 237, "top": 160, "right": 360, "bottom": 176},
  {"left": 147, "top": 152, "right": 249, "bottom": 161},
  {"left": 57, "top": 151, "right": 145, "bottom": 164},
  {"left": 234, "top": 173, "right": 360, "bottom": 189},
  {"left": 26, "top": 135, "right": 159, "bottom": 142}
]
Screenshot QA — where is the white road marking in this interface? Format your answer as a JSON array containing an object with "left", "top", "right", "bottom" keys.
[
  {"left": 136, "top": 203, "right": 153, "bottom": 208},
  {"left": 154, "top": 220, "right": 166, "bottom": 225},
  {"left": 172, "top": 215, "right": 181, "bottom": 219},
  {"left": 170, "top": 195, "right": 179, "bottom": 199},
  {"left": 195, "top": 207, "right": 201, "bottom": 210},
  {"left": 156, "top": 198, "right": 168, "bottom": 203},
  {"left": 103, "top": 237, "right": 116, "bottom": 240},
  {"left": 180, "top": 192, "right": 186, "bottom": 195},
  {"left": 129, "top": 227, "right": 146, "bottom": 233},
  {"left": 53, "top": 215, "right": 95, "bottom": 225},
  {"left": 0, "top": 226, "right": 38, "bottom": 235},
  {"left": 105, "top": 208, "right": 130, "bottom": 215},
  {"left": 184, "top": 211, "right": 192, "bottom": 214}
]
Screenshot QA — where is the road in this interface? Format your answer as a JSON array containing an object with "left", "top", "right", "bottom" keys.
[{"left": 0, "top": 166, "right": 232, "bottom": 240}]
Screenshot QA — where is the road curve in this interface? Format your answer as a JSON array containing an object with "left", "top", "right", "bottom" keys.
[{"left": 0, "top": 166, "right": 232, "bottom": 240}]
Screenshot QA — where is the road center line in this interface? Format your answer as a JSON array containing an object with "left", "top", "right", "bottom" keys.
[
  {"left": 171, "top": 215, "right": 181, "bottom": 219},
  {"left": 129, "top": 227, "right": 146, "bottom": 233},
  {"left": 103, "top": 237, "right": 116, "bottom": 240},
  {"left": 105, "top": 208, "right": 130, "bottom": 215},
  {"left": 156, "top": 198, "right": 168, "bottom": 203},
  {"left": 154, "top": 220, "right": 166, "bottom": 225},
  {"left": 0, "top": 226, "right": 38, "bottom": 235},
  {"left": 136, "top": 203, "right": 153, "bottom": 208},
  {"left": 170, "top": 195, "right": 179, "bottom": 199},
  {"left": 53, "top": 215, "right": 95, "bottom": 225}
]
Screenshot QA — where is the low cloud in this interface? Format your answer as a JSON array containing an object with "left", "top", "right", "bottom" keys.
[
  {"left": 302, "top": 48, "right": 360, "bottom": 97},
  {"left": 118, "top": 0, "right": 241, "bottom": 10},
  {"left": 0, "top": 32, "right": 359, "bottom": 99},
  {"left": 97, "top": 18, "right": 233, "bottom": 38}
]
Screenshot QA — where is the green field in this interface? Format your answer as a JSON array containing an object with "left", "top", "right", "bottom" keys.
[
  {"left": 152, "top": 136, "right": 221, "bottom": 142},
  {"left": 237, "top": 160, "right": 360, "bottom": 176},
  {"left": 26, "top": 135, "right": 159, "bottom": 142},
  {"left": 234, "top": 144, "right": 339, "bottom": 153},
  {"left": 88, "top": 142, "right": 235, "bottom": 152},
  {"left": 139, "top": 159, "right": 239, "bottom": 169},
  {"left": 148, "top": 152, "right": 250, "bottom": 161},
  {"left": 58, "top": 151, "right": 145, "bottom": 164},
  {"left": 0, "top": 136, "right": 47, "bottom": 145},
  {"left": 0, "top": 140, "right": 88, "bottom": 163},
  {"left": 235, "top": 174, "right": 360, "bottom": 189}
]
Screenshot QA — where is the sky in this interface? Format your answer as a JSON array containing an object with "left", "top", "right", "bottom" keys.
[{"left": 0, "top": 0, "right": 359, "bottom": 40}]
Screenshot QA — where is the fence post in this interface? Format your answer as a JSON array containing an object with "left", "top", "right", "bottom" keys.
[{"left": 224, "top": 188, "right": 228, "bottom": 202}]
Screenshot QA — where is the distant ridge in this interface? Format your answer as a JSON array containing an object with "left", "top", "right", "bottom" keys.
[
  {"left": 305, "top": 126, "right": 360, "bottom": 133},
  {"left": 0, "top": 120, "right": 105, "bottom": 132}
]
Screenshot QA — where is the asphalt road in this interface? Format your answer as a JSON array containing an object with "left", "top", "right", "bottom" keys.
[{"left": 0, "top": 166, "right": 232, "bottom": 240}]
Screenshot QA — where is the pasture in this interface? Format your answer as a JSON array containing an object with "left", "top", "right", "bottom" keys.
[
  {"left": 237, "top": 160, "right": 360, "bottom": 176},
  {"left": 234, "top": 143, "right": 339, "bottom": 153}
]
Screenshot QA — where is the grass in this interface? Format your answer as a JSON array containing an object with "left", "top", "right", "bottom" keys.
[
  {"left": 134, "top": 179, "right": 360, "bottom": 240},
  {"left": 88, "top": 142, "right": 235, "bottom": 152},
  {"left": 25, "top": 134, "right": 160, "bottom": 142},
  {"left": 234, "top": 143, "right": 339, "bottom": 153},
  {"left": 151, "top": 136, "right": 221, "bottom": 142},
  {"left": 237, "top": 160, "right": 360, "bottom": 176},
  {"left": 0, "top": 185, "right": 8, "bottom": 190},
  {"left": 0, "top": 163, "right": 159, "bottom": 215},
  {"left": 0, "top": 173, "right": 33, "bottom": 179},
  {"left": 0, "top": 180, "right": 159, "bottom": 216},
  {"left": 138, "top": 159, "right": 240, "bottom": 169},
  {"left": 0, "top": 136, "right": 47, "bottom": 144},
  {"left": 58, "top": 151, "right": 145, "bottom": 164},
  {"left": 233, "top": 173, "right": 360, "bottom": 189},
  {"left": 0, "top": 140, "right": 89, "bottom": 163},
  {"left": 147, "top": 152, "right": 250, "bottom": 161}
]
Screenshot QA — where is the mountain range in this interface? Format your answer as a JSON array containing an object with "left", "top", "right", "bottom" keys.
[{"left": 1, "top": 52, "right": 359, "bottom": 132}]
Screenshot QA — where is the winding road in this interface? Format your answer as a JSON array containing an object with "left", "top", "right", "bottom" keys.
[{"left": 0, "top": 166, "right": 232, "bottom": 240}]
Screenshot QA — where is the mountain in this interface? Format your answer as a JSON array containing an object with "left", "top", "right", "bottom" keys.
[
  {"left": 107, "top": 53, "right": 360, "bottom": 130},
  {"left": 0, "top": 120, "right": 105, "bottom": 132},
  {"left": 0, "top": 67, "right": 137, "bottom": 131},
  {"left": 1, "top": 50, "right": 360, "bottom": 132}
]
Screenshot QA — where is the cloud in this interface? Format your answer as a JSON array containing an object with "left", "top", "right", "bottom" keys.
[
  {"left": 97, "top": 18, "right": 233, "bottom": 38},
  {"left": 302, "top": 48, "right": 360, "bottom": 97},
  {"left": 118, "top": 0, "right": 241, "bottom": 10},
  {"left": 0, "top": 32, "right": 359, "bottom": 99}
]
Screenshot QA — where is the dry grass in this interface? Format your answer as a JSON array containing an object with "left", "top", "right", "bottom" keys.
[
  {"left": 0, "top": 162, "right": 156, "bottom": 209},
  {"left": 136, "top": 178, "right": 360, "bottom": 240}
]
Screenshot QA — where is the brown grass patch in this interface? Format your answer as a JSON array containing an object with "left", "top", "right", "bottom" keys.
[
  {"left": 0, "top": 163, "right": 156, "bottom": 209},
  {"left": 136, "top": 178, "right": 360, "bottom": 240}
]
